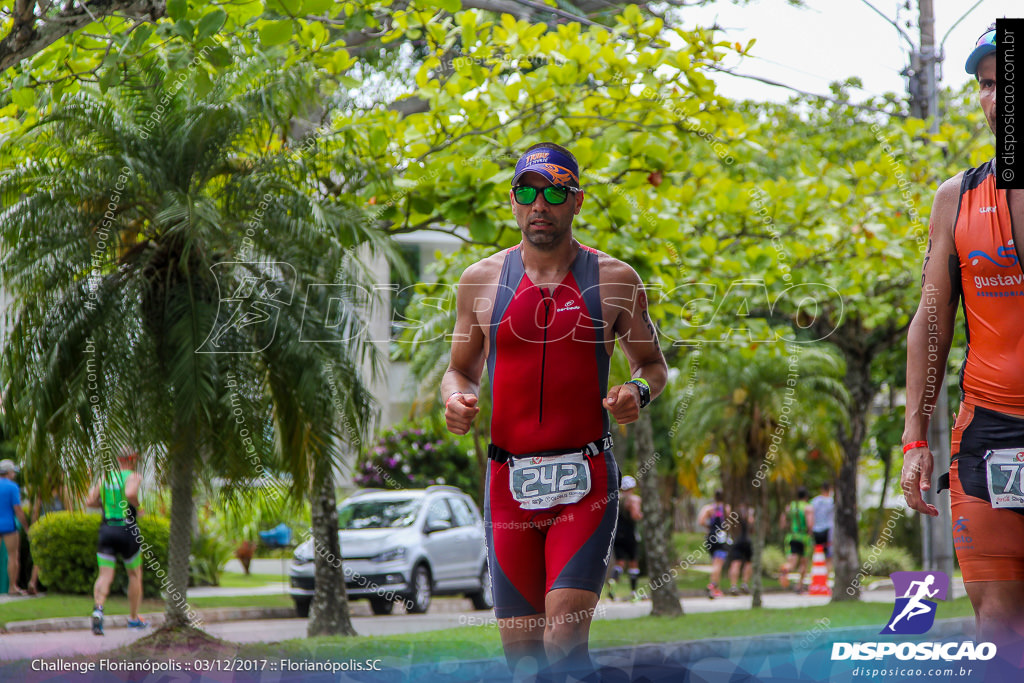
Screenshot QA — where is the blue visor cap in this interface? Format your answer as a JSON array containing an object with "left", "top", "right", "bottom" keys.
[
  {"left": 512, "top": 148, "right": 580, "bottom": 189},
  {"left": 966, "top": 29, "right": 996, "bottom": 78}
]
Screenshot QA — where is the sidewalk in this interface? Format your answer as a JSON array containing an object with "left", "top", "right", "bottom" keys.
[
  {"left": 0, "top": 566, "right": 968, "bottom": 633},
  {"left": 4, "top": 606, "right": 297, "bottom": 633}
]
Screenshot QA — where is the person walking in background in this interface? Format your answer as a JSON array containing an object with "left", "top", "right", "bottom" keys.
[
  {"left": 0, "top": 459, "right": 29, "bottom": 596},
  {"left": 697, "top": 490, "right": 731, "bottom": 599},
  {"left": 810, "top": 482, "right": 835, "bottom": 574},
  {"left": 779, "top": 486, "right": 814, "bottom": 593},
  {"left": 85, "top": 448, "right": 146, "bottom": 635},
  {"left": 727, "top": 502, "right": 755, "bottom": 596},
  {"left": 608, "top": 475, "right": 643, "bottom": 601},
  {"left": 27, "top": 483, "right": 73, "bottom": 595}
]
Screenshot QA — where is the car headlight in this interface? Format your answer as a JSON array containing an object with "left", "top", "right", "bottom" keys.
[
  {"left": 372, "top": 547, "right": 406, "bottom": 563},
  {"left": 293, "top": 541, "right": 314, "bottom": 564}
]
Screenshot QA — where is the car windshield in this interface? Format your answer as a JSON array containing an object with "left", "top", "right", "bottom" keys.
[{"left": 338, "top": 499, "right": 420, "bottom": 529}]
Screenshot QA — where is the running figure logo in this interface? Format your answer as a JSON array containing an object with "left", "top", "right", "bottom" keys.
[
  {"left": 881, "top": 571, "right": 950, "bottom": 635},
  {"left": 197, "top": 262, "right": 295, "bottom": 354}
]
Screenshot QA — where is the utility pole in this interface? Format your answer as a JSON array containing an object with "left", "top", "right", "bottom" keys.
[
  {"left": 913, "top": 0, "right": 954, "bottom": 580},
  {"left": 920, "top": 0, "right": 939, "bottom": 123}
]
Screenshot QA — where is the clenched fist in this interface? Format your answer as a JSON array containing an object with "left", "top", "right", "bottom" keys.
[
  {"left": 445, "top": 392, "right": 480, "bottom": 435},
  {"left": 602, "top": 384, "right": 641, "bottom": 425}
]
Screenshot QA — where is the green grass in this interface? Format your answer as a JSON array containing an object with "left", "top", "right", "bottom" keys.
[
  {"left": 234, "top": 597, "right": 977, "bottom": 664},
  {"left": 189, "top": 594, "right": 292, "bottom": 609},
  {"left": 672, "top": 531, "right": 708, "bottom": 560},
  {"left": 0, "top": 593, "right": 292, "bottom": 628},
  {"left": 588, "top": 598, "right": 976, "bottom": 648},
  {"left": 217, "top": 572, "right": 285, "bottom": 588}
]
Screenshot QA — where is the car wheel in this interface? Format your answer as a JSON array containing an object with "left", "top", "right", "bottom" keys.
[
  {"left": 293, "top": 596, "right": 311, "bottom": 618},
  {"left": 406, "top": 565, "right": 432, "bottom": 614},
  {"left": 469, "top": 565, "right": 494, "bottom": 611},
  {"left": 369, "top": 596, "right": 395, "bottom": 615}
]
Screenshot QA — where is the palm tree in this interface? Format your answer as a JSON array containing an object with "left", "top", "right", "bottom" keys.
[
  {"left": 0, "top": 55, "right": 387, "bottom": 633},
  {"left": 674, "top": 342, "right": 846, "bottom": 607},
  {"left": 395, "top": 253, "right": 493, "bottom": 502}
]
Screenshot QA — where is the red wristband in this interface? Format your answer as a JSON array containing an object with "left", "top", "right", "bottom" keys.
[{"left": 902, "top": 440, "right": 928, "bottom": 454}]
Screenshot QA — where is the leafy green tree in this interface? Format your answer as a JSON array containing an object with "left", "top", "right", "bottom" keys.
[
  {"left": 0, "top": 55, "right": 381, "bottom": 633},
  {"left": 673, "top": 342, "right": 846, "bottom": 607},
  {"left": 708, "top": 85, "right": 985, "bottom": 600}
]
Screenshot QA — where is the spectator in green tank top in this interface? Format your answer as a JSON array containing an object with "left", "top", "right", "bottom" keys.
[
  {"left": 779, "top": 486, "right": 814, "bottom": 593},
  {"left": 85, "top": 448, "right": 146, "bottom": 635}
]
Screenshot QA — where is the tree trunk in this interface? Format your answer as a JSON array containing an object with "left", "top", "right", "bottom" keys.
[
  {"left": 308, "top": 458, "right": 356, "bottom": 637},
  {"left": 832, "top": 353, "right": 875, "bottom": 602},
  {"left": 165, "top": 442, "right": 196, "bottom": 628},
  {"left": 635, "top": 412, "right": 682, "bottom": 616},
  {"left": 870, "top": 449, "right": 892, "bottom": 546},
  {"left": 870, "top": 386, "right": 897, "bottom": 545},
  {"left": 750, "top": 456, "right": 768, "bottom": 608}
]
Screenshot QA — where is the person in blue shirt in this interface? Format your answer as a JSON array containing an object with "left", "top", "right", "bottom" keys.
[
  {"left": 810, "top": 482, "right": 835, "bottom": 574},
  {"left": 0, "top": 459, "right": 30, "bottom": 596}
]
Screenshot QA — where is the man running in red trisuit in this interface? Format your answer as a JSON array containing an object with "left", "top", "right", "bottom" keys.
[
  {"left": 443, "top": 142, "right": 668, "bottom": 679},
  {"left": 902, "top": 23, "right": 1024, "bottom": 645}
]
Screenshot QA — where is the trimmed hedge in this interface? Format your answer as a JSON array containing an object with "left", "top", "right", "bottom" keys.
[
  {"left": 858, "top": 544, "right": 915, "bottom": 576},
  {"left": 29, "top": 511, "right": 170, "bottom": 598},
  {"left": 760, "top": 545, "right": 786, "bottom": 577}
]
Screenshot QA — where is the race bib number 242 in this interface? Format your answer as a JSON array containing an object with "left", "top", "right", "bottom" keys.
[{"left": 508, "top": 452, "right": 592, "bottom": 510}]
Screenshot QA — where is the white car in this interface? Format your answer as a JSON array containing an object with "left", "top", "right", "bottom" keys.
[{"left": 288, "top": 486, "right": 492, "bottom": 616}]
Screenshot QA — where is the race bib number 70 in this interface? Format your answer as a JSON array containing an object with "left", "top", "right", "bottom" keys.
[
  {"left": 508, "top": 452, "right": 592, "bottom": 510},
  {"left": 984, "top": 447, "right": 1024, "bottom": 508}
]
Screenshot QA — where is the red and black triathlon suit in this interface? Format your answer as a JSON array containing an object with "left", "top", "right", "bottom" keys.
[
  {"left": 940, "top": 159, "right": 1024, "bottom": 582},
  {"left": 484, "top": 243, "right": 619, "bottom": 618}
]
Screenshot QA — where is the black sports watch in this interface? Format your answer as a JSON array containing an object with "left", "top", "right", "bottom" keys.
[{"left": 625, "top": 378, "right": 651, "bottom": 408}]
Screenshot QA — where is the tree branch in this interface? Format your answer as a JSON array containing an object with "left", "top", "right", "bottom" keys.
[{"left": 0, "top": 0, "right": 165, "bottom": 73}]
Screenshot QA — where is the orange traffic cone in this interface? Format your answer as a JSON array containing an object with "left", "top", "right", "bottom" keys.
[{"left": 808, "top": 544, "right": 831, "bottom": 596}]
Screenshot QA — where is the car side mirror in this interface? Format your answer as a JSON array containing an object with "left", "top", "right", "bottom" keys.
[{"left": 425, "top": 518, "right": 452, "bottom": 533}]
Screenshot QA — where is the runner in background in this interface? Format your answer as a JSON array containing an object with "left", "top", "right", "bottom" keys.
[
  {"left": 697, "top": 491, "right": 731, "bottom": 599},
  {"left": 85, "top": 448, "right": 147, "bottom": 635},
  {"left": 779, "top": 486, "right": 814, "bottom": 593},
  {"left": 608, "top": 475, "right": 643, "bottom": 601},
  {"left": 727, "top": 502, "right": 754, "bottom": 596},
  {"left": 810, "top": 482, "right": 835, "bottom": 574}
]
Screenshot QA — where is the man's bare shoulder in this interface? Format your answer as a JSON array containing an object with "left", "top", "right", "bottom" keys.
[
  {"left": 933, "top": 171, "right": 962, "bottom": 210},
  {"left": 935, "top": 171, "right": 964, "bottom": 204},
  {"left": 594, "top": 250, "right": 642, "bottom": 286},
  {"left": 459, "top": 249, "right": 510, "bottom": 286},
  {"left": 930, "top": 171, "right": 965, "bottom": 235}
]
